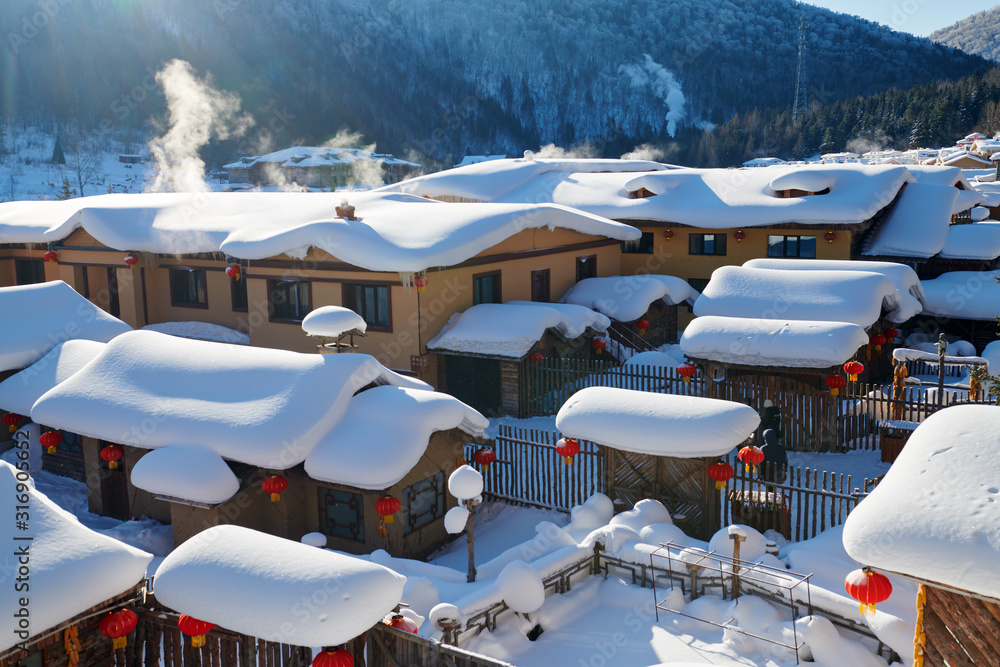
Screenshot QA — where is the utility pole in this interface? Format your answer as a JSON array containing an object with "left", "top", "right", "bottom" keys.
[{"left": 792, "top": 13, "right": 809, "bottom": 124}]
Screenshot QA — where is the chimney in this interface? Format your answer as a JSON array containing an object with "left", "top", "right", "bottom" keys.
[{"left": 336, "top": 199, "right": 356, "bottom": 220}]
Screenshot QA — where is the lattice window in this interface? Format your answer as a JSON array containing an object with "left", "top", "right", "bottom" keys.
[
  {"left": 403, "top": 472, "right": 445, "bottom": 534},
  {"left": 317, "top": 487, "right": 365, "bottom": 542}
]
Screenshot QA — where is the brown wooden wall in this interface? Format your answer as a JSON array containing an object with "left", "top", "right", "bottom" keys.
[{"left": 918, "top": 584, "right": 1000, "bottom": 667}]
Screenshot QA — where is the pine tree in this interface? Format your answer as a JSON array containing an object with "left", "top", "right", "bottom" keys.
[
  {"left": 57, "top": 177, "right": 76, "bottom": 200},
  {"left": 51, "top": 134, "right": 66, "bottom": 165}
]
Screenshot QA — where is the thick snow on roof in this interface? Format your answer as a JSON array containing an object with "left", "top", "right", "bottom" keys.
[
  {"left": 863, "top": 183, "right": 957, "bottom": 258},
  {"left": 920, "top": 270, "right": 1000, "bottom": 321},
  {"left": 142, "top": 321, "right": 250, "bottom": 345},
  {"left": 30, "top": 330, "right": 428, "bottom": 469},
  {"left": 154, "top": 525, "right": 405, "bottom": 646},
  {"left": 131, "top": 445, "right": 241, "bottom": 505},
  {"left": 0, "top": 462, "right": 152, "bottom": 651},
  {"left": 743, "top": 258, "right": 924, "bottom": 322},
  {"left": 0, "top": 339, "right": 105, "bottom": 415},
  {"left": 427, "top": 301, "right": 610, "bottom": 358},
  {"left": 302, "top": 305, "right": 367, "bottom": 337},
  {"left": 561, "top": 275, "right": 695, "bottom": 321},
  {"left": 906, "top": 165, "right": 978, "bottom": 188},
  {"left": 843, "top": 406, "right": 1000, "bottom": 599},
  {"left": 555, "top": 387, "right": 759, "bottom": 457},
  {"left": 0, "top": 281, "right": 131, "bottom": 372},
  {"left": 681, "top": 316, "right": 869, "bottom": 368},
  {"left": 937, "top": 222, "right": 1000, "bottom": 260},
  {"left": 223, "top": 146, "right": 420, "bottom": 170},
  {"left": 0, "top": 192, "right": 639, "bottom": 272},
  {"left": 305, "top": 385, "right": 488, "bottom": 489},
  {"left": 694, "top": 266, "right": 899, "bottom": 327}
]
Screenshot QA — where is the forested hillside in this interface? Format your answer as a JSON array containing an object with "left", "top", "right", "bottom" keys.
[{"left": 931, "top": 7, "right": 1000, "bottom": 63}]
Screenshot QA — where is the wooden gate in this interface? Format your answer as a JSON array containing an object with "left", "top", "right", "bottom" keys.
[{"left": 368, "top": 622, "right": 515, "bottom": 667}]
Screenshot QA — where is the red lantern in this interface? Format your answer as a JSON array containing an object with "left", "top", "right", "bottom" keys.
[
  {"left": 555, "top": 437, "right": 580, "bottom": 465},
  {"left": 823, "top": 231, "right": 837, "bottom": 244},
  {"left": 845, "top": 568, "right": 892, "bottom": 616},
  {"left": 101, "top": 445, "right": 124, "bottom": 470},
  {"left": 312, "top": 648, "right": 353, "bottom": 667},
  {"left": 738, "top": 445, "right": 765, "bottom": 474},
  {"left": 528, "top": 352, "right": 544, "bottom": 365},
  {"left": 473, "top": 446, "right": 496, "bottom": 471},
  {"left": 825, "top": 374, "right": 847, "bottom": 396},
  {"left": 2, "top": 412, "right": 22, "bottom": 433},
  {"left": 40, "top": 430, "right": 63, "bottom": 454},
  {"left": 123, "top": 254, "right": 139, "bottom": 267},
  {"left": 883, "top": 328, "right": 899, "bottom": 341},
  {"left": 733, "top": 230, "right": 746, "bottom": 243},
  {"left": 178, "top": 614, "right": 215, "bottom": 648},
  {"left": 43, "top": 250, "right": 58, "bottom": 263},
  {"left": 387, "top": 614, "right": 419, "bottom": 634},
  {"left": 413, "top": 275, "right": 429, "bottom": 293},
  {"left": 376, "top": 495, "right": 401, "bottom": 524},
  {"left": 843, "top": 361, "right": 865, "bottom": 382},
  {"left": 226, "top": 264, "right": 241, "bottom": 281},
  {"left": 98, "top": 608, "right": 138, "bottom": 650},
  {"left": 262, "top": 475, "right": 288, "bottom": 502},
  {"left": 707, "top": 460, "right": 734, "bottom": 491},
  {"left": 662, "top": 229, "right": 674, "bottom": 240},
  {"left": 677, "top": 363, "right": 697, "bottom": 383},
  {"left": 870, "top": 333, "right": 887, "bottom": 352},
  {"left": 635, "top": 319, "right": 650, "bottom": 334},
  {"left": 591, "top": 338, "right": 607, "bottom": 355}
]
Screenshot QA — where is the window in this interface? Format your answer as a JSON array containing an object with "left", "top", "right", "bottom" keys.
[
  {"left": 403, "top": 472, "right": 445, "bottom": 534},
  {"left": 531, "top": 269, "right": 550, "bottom": 302},
  {"left": 688, "top": 278, "right": 710, "bottom": 294},
  {"left": 15, "top": 259, "right": 44, "bottom": 285},
  {"left": 688, "top": 233, "right": 727, "bottom": 256},
  {"left": 576, "top": 255, "right": 597, "bottom": 282},
  {"left": 169, "top": 268, "right": 207, "bottom": 308},
  {"left": 231, "top": 274, "right": 248, "bottom": 312},
  {"left": 317, "top": 487, "right": 365, "bottom": 542},
  {"left": 269, "top": 279, "right": 312, "bottom": 322},
  {"left": 767, "top": 235, "right": 816, "bottom": 258},
  {"left": 473, "top": 271, "right": 502, "bottom": 305},
  {"left": 342, "top": 283, "right": 389, "bottom": 329},
  {"left": 79, "top": 266, "right": 90, "bottom": 299},
  {"left": 621, "top": 232, "right": 655, "bottom": 254}
]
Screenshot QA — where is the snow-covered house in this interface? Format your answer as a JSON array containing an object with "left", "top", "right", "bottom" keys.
[
  {"left": 223, "top": 146, "right": 421, "bottom": 188},
  {"left": 842, "top": 405, "right": 1000, "bottom": 667},
  {"left": 918, "top": 269, "right": 1000, "bottom": 350},
  {"left": 0, "top": 330, "right": 490, "bottom": 558}
]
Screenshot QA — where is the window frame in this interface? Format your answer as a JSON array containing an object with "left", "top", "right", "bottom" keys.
[
  {"left": 688, "top": 233, "right": 728, "bottom": 256},
  {"left": 230, "top": 272, "right": 248, "bottom": 312},
  {"left": 341, "top": 282, "right": 391, "bottom": 331},
  {"left": 14, "top": 259, "right": 45, "bottom": 286},
  {"left": 168, "top": 268, "right": 208, "bottom": 309},
  {"left": 621, "top": 232, "right": 655, "bottom": 255},
  {"left": 268, "top": 278, "right": 313, "bottom": 323},
  {"left": 767, "top": 235, "right": 817, "bottom": 259},
  {"left": 403, "top": 471, "right": 446, "bottom": 534},
  {"left": 317, "top": 487, "right": 365, "bottom": 543},
  {"left": 576, "top": 254, "right": 597, "bottom": 282},
  {"left": 472, "top": 270, "right": 502, "bottom": 305}
]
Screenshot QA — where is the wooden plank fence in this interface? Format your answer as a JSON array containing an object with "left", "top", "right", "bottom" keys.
[{"left": 368, "top": 622, "right": 515, "bottom": 667}]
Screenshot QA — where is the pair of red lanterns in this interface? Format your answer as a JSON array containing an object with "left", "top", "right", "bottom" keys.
[
  {"left": 98, "top": 610, "right": 214, "bottom": 650},
  {"left": 824, "top": 357, "right": 876, "bottom": 396}
]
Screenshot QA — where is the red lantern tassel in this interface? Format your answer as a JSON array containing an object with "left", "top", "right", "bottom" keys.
[{"left": 377, "top": 519, "right": 387, "bottom": 538}]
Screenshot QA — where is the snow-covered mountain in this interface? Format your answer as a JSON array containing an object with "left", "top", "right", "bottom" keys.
[{"left": 930, "top": 6, "right": 1000, "bottom": 63}]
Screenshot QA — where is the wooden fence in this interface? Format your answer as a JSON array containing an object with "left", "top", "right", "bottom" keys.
[{"left": 368, "top": 622, "right": 515, "bottom": 667}]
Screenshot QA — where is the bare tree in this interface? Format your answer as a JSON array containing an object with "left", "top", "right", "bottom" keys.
[{"left": 64, "top": 134, "right": 105, "bottom": 197}]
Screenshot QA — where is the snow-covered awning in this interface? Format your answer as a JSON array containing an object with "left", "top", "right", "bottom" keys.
[
  {"left": 153, "top": 525, "right": 405, "bottom": 647},
  {"left": 427, "top": 301, "right": 610, "bottom": 359},
  {"left": 305, "top": 386, "right": 488, "bottom": 489},
  {"left": 919, "top": 270, "right": 1000, "bottom": 321},
  {"left": 843, "top": 405, "right": 1000, "bottom": 600},
  {"left": 131, "top": 445, "right": 241, "bottom": 506},
  {"left": 0, "top": 339, "right": 105, "bottom": 415},
  {"left": 302, "top": 306, "right": 367, "bottom": 337},
  {"left": 863, "top": 183, "right": 957, "bottom": 258},
  {"left": 561, "top": 275, "right": 696, "bottom": 322},
  {"left": 555, "top": 387, "right": 760, "bottom": 458},
  {"left": 936, "top": 223, "right": 1000, "bottom": 261},
  {"left": 0, "top": 281, "right": 130, "bottom": 372},
  {"left": 0, "top": 462, "right": 152, "bottom": 652},
  {"left": 680, "top": 316, "right": 869, "bottom": 369}
]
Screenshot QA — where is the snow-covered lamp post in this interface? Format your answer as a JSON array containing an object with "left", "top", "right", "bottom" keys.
[{"left": 446, "top": 465, "right": 483, "bottom": 583}]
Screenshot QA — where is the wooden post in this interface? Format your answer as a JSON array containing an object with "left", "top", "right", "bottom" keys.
[
  {"left": 466, "top": 497, "right": 479, "bottom": 583},
  {"left": 730, "top": 532, "right": 746, "bottom": 600},
  {"left": 936, "top": 334, "right": 947, "bottom": 409},
  {"left": 238, "top": 634, "right": 255, "bottom": 667},
  {"left": 689, "top": 564, "right": 700, "bottom": 599}
]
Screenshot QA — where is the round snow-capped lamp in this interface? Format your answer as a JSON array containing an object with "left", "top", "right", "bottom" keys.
[
  {"left": 528, "top": 352, "right": 544, "bottom": 365},
  {"left": 737, "top": 445, "right": 765, "bottom": 474},
  {"left": 823, "top": 231, "right": 837, "bottom": 244},
  {"left": 387, "top": 614, "right": 419, "bottom": 634},
  {"left": 225, "top": 264, "right": 241, "bottom": 280},
  {"left": 98, "top": 608, "right": 138, "bottom": 650},
  {"left": 844, "top": 360, "right": 865, "bottom": 382},
  {"left": 870, "top": 333, "right": 887, "bottom": 352},
  {"left": 662, "top": 229, "right": 674, "bottom": 240},
  {"left": 177, "top": 615, "right": 215, "bottom": 649},
  {"left": 413, "top": 275, "right": 429, "bottom": 293},
  {"left": 2, "top": 412, "right": 23, "bottom": 433},
  {"left": 635, "top": 319, "right": 650, "bottom": 334},
  {"left": 40, "top": 430, "right": 63, "bottom": 454},
  {"left": 100, "top": 444, "right": 124, "bottom": 470},
  {"left": 677, "top": 363, "right": 697, "bottom": 382},
  {"left": 825, "top": 374, "right": 847, "bottom": 396},
  {"left": 312, "top": 648, "right": 353, "bottom": 667},
  {"left": 591, "top": 338, "right": 607, "bottom": 355},
  {"left": 845, "top": 567, "right": 892, "bottom": 616},
  {"left": 375, "top": 495, "right": 401, "bottom": 524},
  {"left": 555, "top": 437, "right": 580, "bottom": 465},
  {"left": 733, "top": 230, "right": 746, "bottom": 243},
  {"left": 707, "top": 460, "right": 734, "bottom": 491},
  {"left": 472, "top": 446, "right": 496, "bottom": 471},
  {"left": 43, "top": 250, "right": 58, "bottom": 263},
  {"left": 261, "top": 475, "right": 288, "bottom": 502},
  {"left": 123, "top": 254, "right": 139, "bottom": 267}
]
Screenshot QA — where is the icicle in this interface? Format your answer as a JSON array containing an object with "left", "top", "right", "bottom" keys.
[{"left": 398, "top": 271, "right": 414, "bottom": 293}]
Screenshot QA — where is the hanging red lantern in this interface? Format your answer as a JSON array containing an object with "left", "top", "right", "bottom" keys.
[
  {"left": 40, "top": 430, "right": 63, "bottom": 454},
  {"left": 706, "top": 460, "right": 734, "bottom": 491},
  {"left": 528, "top": 352, "right": 544, "bottom": 365},
  {"left": 870, "top": 333, "right": 887, "bottom": 352},
  {"left": 387, "top": 614, "right": 419, "bottom": 634},
  {"left": 677, "top": 363, "right": 697, "bottom": 383},
  {"left": 591, "top": 338, "right": 607, "bottom": 355},
  {"left": 825, "top": 375, "right": 847, "bottom": 396},
  {"left": 375, "top": 495, "right": 401, "bottom": 524},
  {"left": 261, "top": 475, "right": 288, "bottom": 502},
  {"left": 883, "top": 328, "right": 899, "bottom": 341},
  {"left": 738, "top": 445, "right": 765, "bottom": 474},
  {"left": 226, "top": 264, "right": 241, "bottom": 281},
  {"left": 2, "top": 412, "right": 23, "bottom": 433},
  {"left": 123, "top": 254, "right": 139, "bottom": 267},
  {"left": 43, "top": 250, "right": 58, "bottom": 263},
  {"left": 472, "top": 446, "right": 496, "bottom": 471},
  {"left": 733, "top": 230, "right": 746, "bottom": 243},
  {"left": 413, "top": 275, "right": 429, "bottom": 293},
  {"left": 312, "top": 648, "right": 353, "bottom": 667},
  {"left": 635, "top": 319, "right": 650, "bottom": 334},
  {"left": 823, "top": 231, "right": 837, "bottom": 244},
  {"left": 843, "top": 361, "right": 865, "bottom": 382},
  {"left": 98, "top": 608, "right": 138, "bottom": 650},
  {"left": 555, "top": 437, "right": 580, "bottom": 465},
  {"left": 100, "top": 445, "right": 124, "bottom": 470},
  {"left": 178, "top": 614, "right": 215, "bottom": 648},
  {"left": 845, "top": 568, "right": 892, "bottom": 616},
  {"left": 662, "top": 229, "right": 674, "bottom": 240}
]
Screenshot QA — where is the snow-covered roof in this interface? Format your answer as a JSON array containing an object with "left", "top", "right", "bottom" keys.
[
  {"left": 0, "top": 339, "right": 105, "bottom": 415},
  {"left": 427, "top": 301, "right": 610, "bottom": 359},
  {"left": 142, "top": 321, "right": 250, "bottom": 345},
  {"left": 302, "top": 306, "right": 367, "bottom": 337},
  {"left": 680, "top": 316, "right": 869, "bottom": 368},
  {"left": 694, "top": 266, "right": 900, "bottom": 327},
  {"left": 0, "top": 192, "right": 640, "bottom": 272},
  {"left": 742, "top": 259, "right": 924, "bottom": 322},
  {"left": 920, "top": 270, "right": 1000, "bottom": 321},
  {"left": 454, "top": 154, "right": 506, "bottom": 168},
  {"left": 0, "top": 461, "right": 152, "bottom": 652},
  {"left": 555, "top": 387, "right": 759, "bottom": 458},
  {"left": 131, "top": 445, "right": 241, "bottom": 505},
  {"left": 29, "top": 330, "right": 429, "bottom": 470},
  {"left": 305, "top": 385, "right": 488, "bottom": 489},
  {"left": 843, "top": 405, "right": 1000, "bottom": 600},
  {"left": 560, "top": 275, "right": 695, "bottom": 322},
  {"left": 153, "top": 525, "right": 405, "bottom": 646},
  {"left": 223, "top": 146, "right": 420, "bottom": 170},
  {"left": 0, "top": 281, "right": 131, "bottom": 372},
  {"left": 742, "top": 157, "right": 787, "bottom": 167},
  {"left": 862, "top": 183, "right": 957, "bottom": 258},
  {"left": 937, "top": 223, "right": 1000, "bottom": 260}
]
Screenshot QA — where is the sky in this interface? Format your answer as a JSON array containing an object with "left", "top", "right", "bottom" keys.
[{"left": 801, "top": 1, "right": 999, "bottom": 36}]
